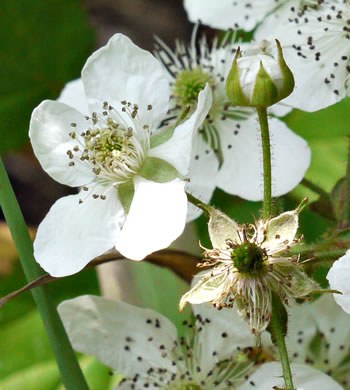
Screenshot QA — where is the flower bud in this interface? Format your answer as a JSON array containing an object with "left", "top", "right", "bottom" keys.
[{"left": 226, "top": 40, "right": 294, "bottom": 108}]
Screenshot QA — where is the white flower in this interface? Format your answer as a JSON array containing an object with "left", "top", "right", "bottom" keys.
[
  {"left": 179, "top": 204, "right": 319, "bottom": 335},
  {"left": 327, "top": 249, "right": 350, "bottom": 313},
  {"left": 154, "top": 31, "right": 311, "bottom": 212},
  {"left": 29, "top": 33, "right": 212, "bottom": 277},
  {"left": 255, "top": 0, "right": 350, "bottom": 111},
  {"left": 183, "top": 0, "right": 292, "bottom": 32},
  {"left": 58, "top": 295, "right": 340, "bottom": 389},
  {"left": 282, "top": 294, "right": 350, "bottom": 389}
]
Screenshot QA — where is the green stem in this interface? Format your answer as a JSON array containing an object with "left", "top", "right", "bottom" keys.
[
  {"left": 269, "top": 293, "right": 295, "bottom": 389},
  {"left": 186, "top": 191, "right": 210, "bottom": 214},
  {"left": 0, "top": 158, "right": 89, "bottom": 390},
  {"left": 257, "top": 106, "right": 272, "bottom": 219}
]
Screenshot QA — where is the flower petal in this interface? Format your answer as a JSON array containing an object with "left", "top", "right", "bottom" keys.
[
  {"left": 82, "top": 33, "right": 170, "bottom": 126},
  {"left": 58, "top": 295, "right": 177, "bottom": 379},
  {"left": 186, "top": 135, "right": 219, "bottom": 222},
  {"left": 193, "top": 302, "right": 256, "bottom": 373},
  {"left": 116, "top": 177, "right": 187, "bottom": 260},
  {"left": 238, "top": 362, "right": 342, "bottom": 390},
  {"left": 34, "top": 188, "right": 123, "bottom": 277},
  {"left": 216, "top": 115, "right": 311, "bottom": 200},
  {"left": 262, "top": 210, "right": 299, "bottom": 254},
  {"left": 183, "top": 0, "right": 278, "bottom": 32},
  {"left": 57, "top": 78, "right": 89, "bottom": 115},
  {"left": 327, "top": 250, "right": 350, "bottom": 313},
  {"left": 149, "top": 84, "right": 212, "bottom": 176},
  {"left": 29, "top": 100, "right": 96, "bottom": 187}
]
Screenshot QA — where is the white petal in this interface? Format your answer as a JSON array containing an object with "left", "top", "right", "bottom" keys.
[
  {"left": 216, "top": 116, "right": 311, "bottom": 200},
  {"left": 149, "top": 84, "right": 212, "bottom": 176},
  {"left": 57, "top": 78, "right": 89, "bottom": 115},
  {"left": 327, "top": 250, "right": 350, "bottom": 314},
  {"left": 116, "top": 177, "right": 187, "bottom": 260},
  {"left": 34, "top": 188, "right": 123, "bottom": 277},
  {"left": 183, "top": 0, "right": 278, "bottom": 32},
  {"left": 193, "top": 302, "right": 256, "bottom": 373},
  {"left": 29, "top": 100, "right": 96, "bottom": 187},
  {"left": 186, "top": 134, "right": 219, "bottom": 222},
  {"left": 238, "top": 362, "right": 342, "bottom": 390},
  {"left": 58, "top": 295, "right": 177, "bottom": 379},
  {"left": 82, "top": 33, "right": 170, "bottom": 126}
]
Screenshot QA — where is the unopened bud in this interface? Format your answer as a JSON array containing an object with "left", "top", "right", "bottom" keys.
[{"left": 226, "top": 40, "right": 294, "bottom": 108}]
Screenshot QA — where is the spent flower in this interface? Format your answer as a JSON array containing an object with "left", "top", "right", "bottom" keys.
[
  {"left": 179, "top": 202, "right": 319, "bottom": 335},
  {"left": 29, "top": 33, "right": 212, "bottom": 277}
]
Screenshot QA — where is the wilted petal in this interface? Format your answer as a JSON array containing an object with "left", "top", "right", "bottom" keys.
[
  {"left": 179, "top": 267, "right": 229, "bottom": 311},
  {"left": 207, "top": 207, "right": 241, "bottom": 250},
  {"left": 262, "top": 210, "right": 299, "bottom": 254}
]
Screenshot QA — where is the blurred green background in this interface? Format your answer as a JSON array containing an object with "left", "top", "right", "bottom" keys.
[{"left": 0, "top": 0, "right": 348, "bottom": 389}]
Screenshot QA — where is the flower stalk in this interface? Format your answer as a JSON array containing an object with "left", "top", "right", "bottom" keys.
[
  {"left": 257, "top": 106, "right": 272, "bottom": 219},
  {"left": 342, "top": 135, "right": 350, "bottom": 228},
  {"left": 268, "top": 293, "right": 295, "bottom": 390},
  {"left": 0, "top": 157, "right": 89, "bottom": 390}
]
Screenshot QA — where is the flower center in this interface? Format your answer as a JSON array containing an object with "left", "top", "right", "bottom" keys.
[
  {"left": 67, "top": 102, "right": 147, "bottom": 187},
  {"left": 173, "top": 68, "right": 213, "bottom": 107},
  {"left": 232, "top": 243, "right": 264, "bottom": 274}
]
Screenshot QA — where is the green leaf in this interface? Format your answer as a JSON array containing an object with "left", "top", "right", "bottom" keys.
[
  {"left": 284, "top": 98, "right": 350, "bottom": 200},
  {"left": 139, "top": 157, "right": 180, "bottom": 183},
  {"left": 0, "top": 0, "right": 94, "bottom": 152},
  {"left": 150, "top": 127, "right": 175, "bottom": 149},
  {"left": 0, "top": 360, "right": 60, "bottom": 390},
  {"left": 118, "top": 179, "right": 135, "bottom": 214}
]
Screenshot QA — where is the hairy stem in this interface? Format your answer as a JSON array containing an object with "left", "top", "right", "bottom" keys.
[
  {"left": 342, "top": 135, "right": 350, "bottom": 228},
  {"left": 0, "top": 158, "right": 89, "bottom": 390},
  {"left": 186, "top": 191, "right": 210, "bottom": 214},
  {"left": 257, "top": 106, "right": 272, "bottom": 219},
  {"left": 269, "top": 293, "right": 295, "bottom": 389}
]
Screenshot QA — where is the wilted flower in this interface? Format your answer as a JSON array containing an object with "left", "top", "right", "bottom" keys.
[
  {"left": 179, "top": 202, "right": 319, "bottom": 335},
  {"left": 226, "top": 40, "right": 294, "bottom": 108},
  {"left": 154, "top": 31, "right": 311, "bottom": 210},
  {"left": 58, "top": 295, "right": 340, "bottom": 389},
  {"left": 29, "top": 33, "right": 212, "bottom": 277},
  {"left": 327, "top": 249, "right": 350, "bottom": 314}
]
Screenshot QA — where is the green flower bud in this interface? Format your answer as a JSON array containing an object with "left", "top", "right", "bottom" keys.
[{"left": 226, "top": 40, "right": 295, "bottom": 108}]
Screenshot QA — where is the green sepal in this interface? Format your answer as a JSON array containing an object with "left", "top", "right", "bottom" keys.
[
  {"left": 276, "top": 39, "right": 295, "bottom": 101},
  {"left": 226, "top": 48, "right": 250, "bottom": 107},
  {"left": 150, "top": 127, "right": 175, "bottom": 149},
  {"left": 118, "top": 179, "right": 135, "bottom": 214},
  {"left": 139, "top": 157, "right": 181, "bottom": 183},
  {"left": 251, "top": 61, "right": 279, "bottom": 108},
  {"left": 267, "top": 292, "right": 288, "bottom": 346}
]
